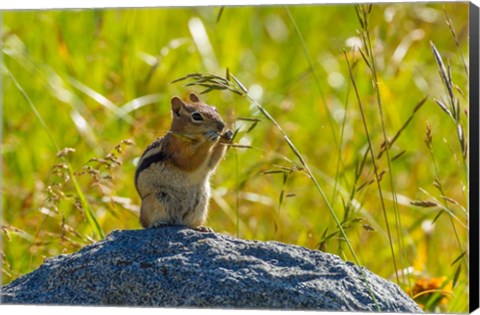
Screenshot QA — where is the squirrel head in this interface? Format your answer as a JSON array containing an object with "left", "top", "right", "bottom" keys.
[{"left": 169, "top": 93, "right": 226, "bottom": 141}]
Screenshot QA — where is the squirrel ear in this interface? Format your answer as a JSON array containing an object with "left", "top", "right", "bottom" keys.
[
  {"left": 189, "top": 93, "right": 200, "bottom": 103},
  {"left": 171, "top": 96, "right": 185, "bottom": 117}
]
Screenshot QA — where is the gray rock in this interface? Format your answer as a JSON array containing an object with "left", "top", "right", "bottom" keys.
[{"left": 1, "top": 226, "right": 422, "bottom": 311}]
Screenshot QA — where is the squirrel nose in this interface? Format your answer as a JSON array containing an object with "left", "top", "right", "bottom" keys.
[{"left": 217, "top": 121, "right": 225, "bottom": 131}]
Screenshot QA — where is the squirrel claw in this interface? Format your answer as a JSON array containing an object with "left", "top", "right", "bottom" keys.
[
  {"left": 221, "top": 129, "right": 234, "bottom": 142},
  {"left": 149, "top": 221, "right": 170, "bottom": 229},
  {"left": 193, "top": 226, "right": 214, "bottom": 233}
]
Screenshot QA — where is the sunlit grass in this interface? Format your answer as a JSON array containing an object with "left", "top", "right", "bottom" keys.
[{"left": 1, "top": 3, "right": 469, "bottom": 312}]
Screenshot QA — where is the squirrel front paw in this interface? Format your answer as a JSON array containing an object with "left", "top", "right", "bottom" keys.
[{"left": 220, "top": 129, "right": 233, "bottom": 142}]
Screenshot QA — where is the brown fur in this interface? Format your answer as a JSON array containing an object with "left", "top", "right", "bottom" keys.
[{"left": 135, "top": 93, "right": 232, "bottom": 229}]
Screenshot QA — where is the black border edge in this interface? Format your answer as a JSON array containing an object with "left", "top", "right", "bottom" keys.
[{"left": 470, "top": 1, "right": 480, "bottom": 313}]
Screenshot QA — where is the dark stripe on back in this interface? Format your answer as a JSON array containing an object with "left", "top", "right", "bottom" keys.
[
  {"left": 134, "top": 138, "right": 167, "bottom": 189},
  {"left": 143, "top": 137, "right": 163, "bottom": 152}
]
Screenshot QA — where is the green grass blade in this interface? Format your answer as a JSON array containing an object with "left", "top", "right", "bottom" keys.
[{"left": 5, "top": 66, "right": 105, "bottom": 241}]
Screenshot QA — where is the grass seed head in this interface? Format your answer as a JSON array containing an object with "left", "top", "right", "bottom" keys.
[{"left": 424, "top": 123, "right": 433, "bottom": 149}]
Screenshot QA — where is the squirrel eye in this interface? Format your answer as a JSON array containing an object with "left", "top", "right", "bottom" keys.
[{"left": 191, "top": 112, "right": 204, "bottom": 122}]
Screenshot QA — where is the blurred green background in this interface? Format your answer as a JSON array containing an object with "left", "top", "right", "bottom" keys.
[{"left": 1, "top": 3, "right": 469, "bottom": 312}]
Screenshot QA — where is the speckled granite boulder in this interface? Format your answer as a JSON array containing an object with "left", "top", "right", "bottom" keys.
[{"left": 1, "top": 226, "right": 422, "bottom": 311}]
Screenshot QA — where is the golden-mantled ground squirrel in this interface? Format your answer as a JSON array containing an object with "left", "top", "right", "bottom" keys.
[{"left": 135, "top": 93, "right": 232, "bottom": 230}]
